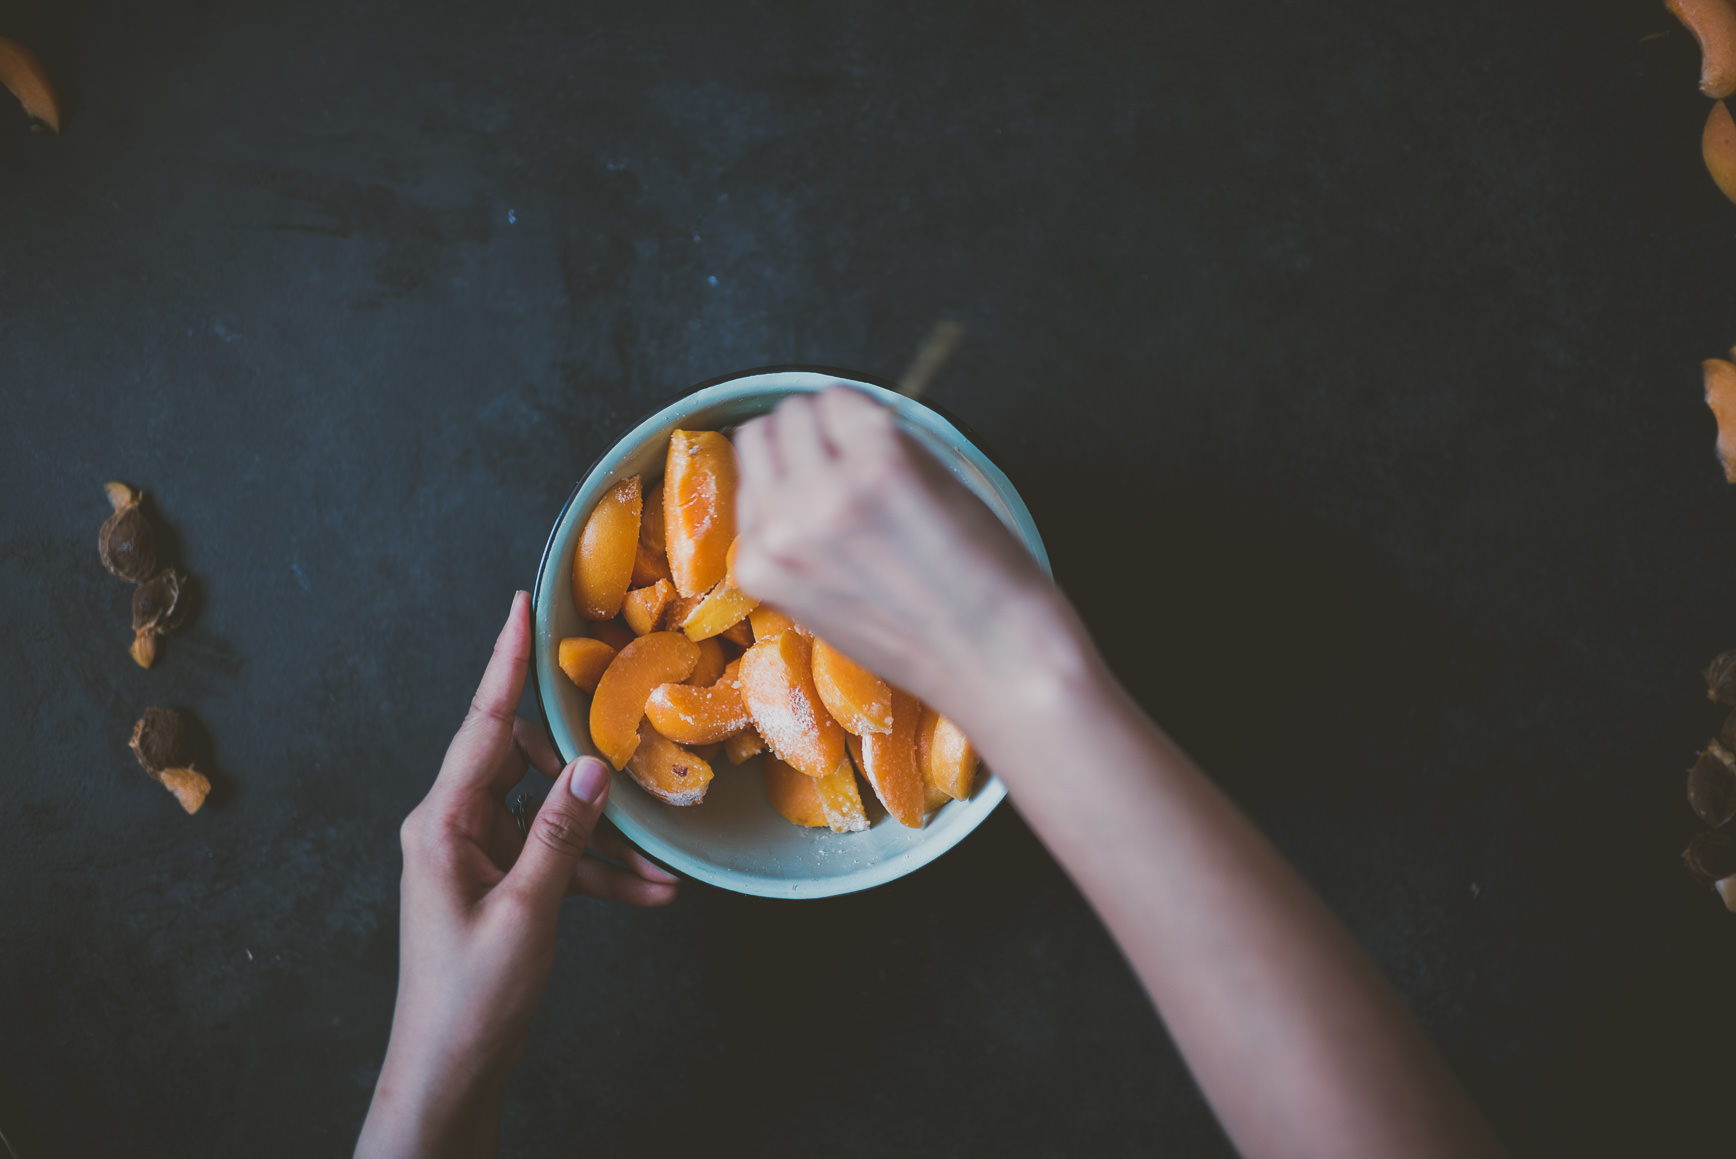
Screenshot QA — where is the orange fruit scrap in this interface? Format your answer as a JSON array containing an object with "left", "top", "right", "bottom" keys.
[
  {"left": 557, "top": 636, "right": 616, "bottom": 694},
  {"left": 764, "top": 757, "right": 828, "bottom": 827},
  {"left": 661, "top": 590, "right": 705, "bottom": 633},
  {"left": 0, "top": 37, "right": 60, "bottom": 132},
  {"left": 623, "top": 578, "right": 674, "bottom": 636},
  {"left": 917, "top": 706, "right": 980, "bottom": 802},
  {"left": 739, "top": 630, "right": 845, "bottom": 779},
  {"left": 1706, "top": 101, "right": 1736, "bottom": 205},
  {"left": 748, "top": 606, "right": 800, "bottom": 641},
  {"left": 814, "top": 755, "right": 870, "bottom": 833},
  {"left": 625, "top": 719, "right": 714, "bottom": 806},
  {"left": 573, "top": 475, "right": 641, "bottom": 621},
  {"left": 681, "top": 578, "right": 760, "bottom": 641},
  {"left": 645, "top": 676, "right": 752, "bottom": 745},
  {"left": 589, "top": 618, "right": 636, "bottom": 652},
  {"left": 1705, "top": 358, "right": 1736, "bottom": 482},
  {"left": 664, "top": 430, "right": 738, "bottom": 597},
  {"left": 1669, "top": 0, "right": 1736, "bottom": 98},
  {"left": 723, "top": 726, "right": 766, "bottom": 764},
  {"left": 589, "top": 631, "right": 700, "bottom": 769},
  {"left": 811, "top": 639, "right": 894, "bottom": 736},
  {"left": 632, "top": 480, "right": 672, "bottom": 586},
  {"left": 856, "top": 689, "right": 928, "bottom": 829},
  {"left": 720, "top": 620, "right": 755, "bottom": 647}
]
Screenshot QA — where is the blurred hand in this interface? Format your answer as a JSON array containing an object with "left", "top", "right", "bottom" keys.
[
  {"left": 732, "top": 386, "right": 1085, "bottom": 722},
  {"left": 356, "top": 591, "right": 676, "bottom": 1159}
]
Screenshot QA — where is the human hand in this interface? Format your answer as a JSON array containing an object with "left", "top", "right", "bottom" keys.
[
  {"left": 731, "top": 386, "right": 1089, "bottom": 731},
  {"left": 355, "top": 591, "right": 676, "bottom": 1159}
]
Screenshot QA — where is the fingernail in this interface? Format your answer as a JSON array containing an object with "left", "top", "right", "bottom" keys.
[{"left": 570, "top": 756, "right": 610, "bottom": 803}]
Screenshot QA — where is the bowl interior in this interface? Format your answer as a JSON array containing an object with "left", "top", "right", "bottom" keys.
[{"left": 532, "top": 370, "right": 1049, "bottom": 898}]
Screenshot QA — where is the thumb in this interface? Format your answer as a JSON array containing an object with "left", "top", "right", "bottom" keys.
[{"left": 508, "top": 756, "right": 612, "bottom": 908}]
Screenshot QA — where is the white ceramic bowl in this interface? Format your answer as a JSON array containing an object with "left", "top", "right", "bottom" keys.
[{"left": 531, "top": 369, "right": 1050, "bottom": 899}]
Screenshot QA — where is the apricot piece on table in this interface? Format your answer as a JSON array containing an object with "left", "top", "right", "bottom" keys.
[
  {"left": 681, "top": 579, "right": 760, "bottom": 641},
  {"left": 917, "top": 705, "right": 980, "bottom": 802},
  {"left": 664, "top": 430, "right": 738, "bottom": 597},
  {"left": 1706, "top": 101, "right": 1736, "bottom": 205},
  {"left": 645, "top": 676, "right": 752, "bottom": 745},
  {"left": 590, "top": 631, "right": 701, "bottom": 769},
  {"left": 1670, "top": 0, "right": 1736, "bottom": 98},
  {"left": 0, "top": 38, "right": 60, "bottom": 132},
  {"left": 724, "top": 726, "right": 766, "bottom": 764},
  {"left": 589, "top": 619, "right": 636, "bottom": 652},
  {"left": 624, "top": 719, "right": 714, "bottom": 806},
  {"left": 811, "top": 639, "right": 894, "bottom": 736},
  {"left": 1706, "top": 358, "right": 1736, "bottom": 482},
  {"left": 558, "top": 637, "right": 616, "bottom": 694},
  {"left": 856, "top": 689, "right": 926, "bottom": 828},
  {"left": 764, "top": 757, "right": 828, "bottom": 827},
  {"left": 688, "top": 636, "right": 727, "bottom": 686},
  {"left": 749, "top": 606, "right": 800, "bottom": 641},
  {"left": 573, "top": 475, "right": 642, "bottom": 621},
  {"left": 739, "top": 630, "right": 845, "bottom": 779},
  {"left": 623, "top": 579, "right": 674, "bottom": 636}
]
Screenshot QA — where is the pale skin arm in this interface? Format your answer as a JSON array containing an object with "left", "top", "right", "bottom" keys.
[{"left": 732, "top": 387, "right": 1506, "bottom": 1159}]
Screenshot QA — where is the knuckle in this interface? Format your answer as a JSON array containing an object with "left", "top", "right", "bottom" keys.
[{"left": 532, "top": 809, "right": 591, "bottom": 859}]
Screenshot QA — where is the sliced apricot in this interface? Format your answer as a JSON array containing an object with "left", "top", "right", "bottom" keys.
[
  {"left": 664, "top": 430, "right": 738, "bottom": 597},
  {"left": 693, "top": 742, "right": 722, "bottom": 761},
  {"left": 624, "top": 719, "right": 713, "bottom": 806},
  {"left": 630, "top": 480, "right": 671, "bottom": 586},
  {"left": 739, "top": 630, "right": 845, "bottom": 779},
  {"left": 749, "top": 606, "right": 799, "bottom": 641},
  {"left": 589, "top": 631, "right": 700, "bottom": 769},
  {"left": 811, "top": 639, "right": 894, "bottom": 736},
  {"left": 688, "top": 636, "right": 727, "bottom": 686},
  {"left": 645, "top": 676, "right": 752, "bottom": 745},
  {"left": 557, "top": 636, "right": 616, "bottom": 694},
  {"left": 573, "top": 475, "right": 642, "bottom": 620},
  {"left": 661, "top": 590, "right": 705, "bottom": 633},
  {"left": 681, "top": 579, "right": 760, "bottom": 641},
  {"left": 857, "top": 689, "right": 926, "bottom": 828},
  {"left": 922, "top": 779, "right": 951, "bottom": 814},
  {"left": 721, "top": 620, "right": 755, "bottom": 647},
  {"left": 0, "top": 38, "right": 60, "bottom": 133},
  {"left": 1707, "top": 101, "right": 1736, "bottom": 206},
  {"left": 623, "top": 579, "right": 674, "bottom": 636},
  {"left": 917, "top": 705, "right": 980, "bottom": 802},
  {"left": 589, "top": 619, "right": 636, "bottom": 652},
  {"left": 1670, "top": 0, "right": 1736, "bottom": 98},
  {"left": 764, "top": 757, "right": 828, "bottom": 827},
  {"left": 724, "top": 727, "right": 766, "bottom": 764},
  {"left": 815, "top": 754, "right": 870, "bottom": 833},
  {"left": 1707, "top": 358, "right": 1736, "bottom": 482}
]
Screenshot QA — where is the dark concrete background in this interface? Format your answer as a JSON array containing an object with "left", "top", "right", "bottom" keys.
[{"left": 3, "top": 0, "right": 1734, "bottom": 1154}]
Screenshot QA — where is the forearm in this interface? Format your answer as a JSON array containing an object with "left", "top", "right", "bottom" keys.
[
  {"left": 949, "top": 620, "right": 1502, "bottom": 1159},
  {"left": 355, "top": 1047, "right": 504, "bottom": 1159}
]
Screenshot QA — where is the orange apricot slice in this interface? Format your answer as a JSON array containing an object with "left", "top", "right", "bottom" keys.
[
  {"left": 688, "top": 636, "right": 727, "bottom": 686},
  {"left": 724, "top": 727, "right": 766, "bottom": 764},
  {"left": 623, "top": 579, "right": 674, "bottom": 636},
  {"left": 664, "top": 430, "right": 738, "bottom": 597},
  {"left": 624, "top": 719, "right": 713, "bottom": 806},
  {"left": 589, "top": 632, "right": 700, "bottom": 769},
  {"left": 1670, "top": 0, "right": 1736, "bottom": 98},
  {"left": 630, "top": 480, "right": 671, "bottom": 586},
  {"left": 917, "top": 706, "right": 980, "bottom": 802},
  {"left": 811, "top": 639, "right": 893, "bottom": 736},
  {"left": 856, "top": 689, "right": 926, "bottom": 828},
  {"left": 661, "top": 590, "right": 705, "bottom": 632},
  {"left": 815, "top": 755, "right": 871, "bottom": 832},
  {"left": 573, "top": 476, "right": 642, "bottom": 620},
  {"left": 749, "top": 606, "right": 799, "bottom": 641},
  {"left": 681, "top": 579, "right": 759, "bottom": 641},
  {"left": 645, "top": 675, "right": 752, "bottom": 745},
  {"left": 589, "top": 619, "right": 636, "bottom": 652},
  {"left": 1707, "top": 358, "right": 1736, "bottom": 482},
  {"left": 739, "top": 630, "right": 845, "bottom": 779},
  {"left": 0, "top": 38, "right": 60, "bottom": 133},
  {"left": 764, "top": 757, "right": 828, "bottom": 827},
  {"left": 557, "top": 636, "right": 616, "bottom": 694},
  {"left": 1707, "top": 101, "right": 1736, "bottom": 205},
  {"left": 721, "top": 620, "right": 754, "bottom": 647}
]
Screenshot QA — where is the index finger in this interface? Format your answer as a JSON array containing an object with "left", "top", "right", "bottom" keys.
[{"left": 435, "top": 590, "right": 533, "bottom": 796}]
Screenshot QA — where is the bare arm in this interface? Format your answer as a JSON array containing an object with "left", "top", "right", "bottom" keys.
[{"left": 733, "top": 387, "right": 1504, "bottom": 1159}]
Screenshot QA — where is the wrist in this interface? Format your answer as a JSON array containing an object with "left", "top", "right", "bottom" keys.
[{"left": 360, "top": 1040, "right": 505, "bottom": 1159}]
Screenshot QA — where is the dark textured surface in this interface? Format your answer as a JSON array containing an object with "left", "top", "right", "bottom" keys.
[{"left": 3, "top": 0, "right": 1735, "bottom": 1154}]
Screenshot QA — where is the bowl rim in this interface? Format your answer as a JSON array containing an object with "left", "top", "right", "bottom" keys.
[{"left": 529, "top": 365, "right": 1047, "bottom": 899}]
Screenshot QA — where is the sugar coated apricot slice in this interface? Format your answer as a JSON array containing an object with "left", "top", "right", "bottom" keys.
[
  {"left": 645, "top": 676, "right": 751, "bottom": 745},
  {"left": 724, "top": 727, "right": 766, "bottom": 764},
  {"left": 589, "top": 619, "right": 636, "bottom": 652},
  {"left": 917, "top": 705, "right": 980, "bottom": 802},
  {"left": 1706, "top": 358, "right": 1736, "bottom": 482},
  {"left": 664, "top": 430, "right": 738, "bottom": 597},
  {"left": 688, "top": 637, "right": 727, "bottom": 686},
  {"left": 1670, "top": 0, "right": 1736, "bottom": 97},
  {"left": 857, "top": 689, "right": 926, "bottom": 828},
  {"left": 815, "top": 755, "right": 870, "bottom": 833},
  {"left": 739, "top": 630, "right": 844, "bottom": 779},
  {"left": 764, "top": 757, "right": 828, "bottom": 827},
  {"left": 573, "top": 475, "right": 642, "bottom": 621},
  {"left": 625, "top": 719, "right": 713, "bottom": 806},
  {"left": 590, "top": 631, "right": 700, "bottom": 769},
  {"left": 0, "top": 38, "right": 60, "bottom": 132},
  {"left": 811, "top": 639, "right": 894, "bottom": 736},
  {"left": 749, "top": 606, "right": 798, "bottom": 641},
  {"left": 681, "top": 579, "right": 760, "bottom": 641},
  {"left": 558, "top": 636, "right": 616, "bottom": 694},
  {"left": 623, "top": 579, "right": 674, "bottom": 636}
]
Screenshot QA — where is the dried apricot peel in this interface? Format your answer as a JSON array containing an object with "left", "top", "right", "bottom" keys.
[
  {"left": 1704, "top": 358, "right": 1736, "bottom": 482},
  {"left": 0, "top": 38, "right": 60, "bottom": 132},
  {"left": 1670, "top": 0, "right": 1736, "bottom": 98},
  {"left": 1704, "top": 101, "right": 1736, "bottom": 204}
]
